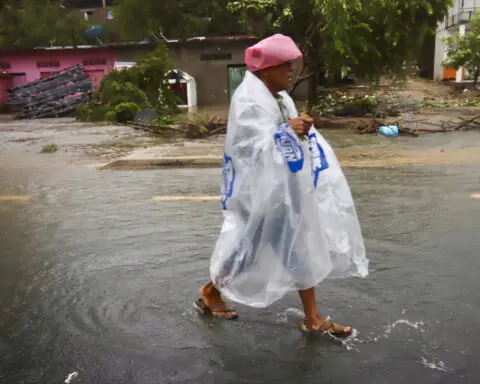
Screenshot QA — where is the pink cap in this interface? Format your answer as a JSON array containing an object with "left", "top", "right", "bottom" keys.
[{"left": 245, "top": 34, "right": 303, "bottom": 72}]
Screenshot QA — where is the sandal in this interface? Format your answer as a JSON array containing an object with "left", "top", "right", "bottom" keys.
[
  {"left": 193, "top": 297, "right": 238, "bottom": 320},
  {"left": 300, "top": 319, "right": 352, "bottom": 337}
]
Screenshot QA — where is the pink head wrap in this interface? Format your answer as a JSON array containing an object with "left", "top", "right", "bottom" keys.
[{"left": 245, "top": 34, "right": 303, "bottom": 72}]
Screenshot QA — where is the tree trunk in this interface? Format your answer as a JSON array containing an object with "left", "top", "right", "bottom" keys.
[
  {"left": 307, "top": 72, "right": 318, "bottom": 111},
  {"left": 289, "top": 72, "right": 314, "bottom": 96},
  {"left": 306, "top": 62, "right": 325, "bottom": 110}
]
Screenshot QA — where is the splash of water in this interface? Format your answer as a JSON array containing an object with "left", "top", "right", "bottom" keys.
[
  {"left": 64, "top": 371, "right": 79, "bottom": 383},
  {"left": 276, "top": 307, "right": 305, "bottom": 323},
  {"left": 384, "top": 319, "right": 425, "bottom": 338},
  {"left": 418, "top": 357, "right": 450, "bottom": 372},
  {"left": 326, "top": 327, "right": 360, "bottom": 352},
  {"left": 276, "top": 309, "right": 361, "bottom": 351}
]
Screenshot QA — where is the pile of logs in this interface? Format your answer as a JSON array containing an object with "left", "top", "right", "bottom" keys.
[{"left": 8, "top": 65, "right": 94, "bottom": 120}]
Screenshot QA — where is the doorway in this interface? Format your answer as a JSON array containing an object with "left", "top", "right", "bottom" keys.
[{"left": 227, "top": 65, "right": 247, "bottom": 101}]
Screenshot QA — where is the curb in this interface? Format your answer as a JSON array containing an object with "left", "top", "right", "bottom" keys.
[{"left": 99, "top": 157, "right": 223, "bottom": 170}]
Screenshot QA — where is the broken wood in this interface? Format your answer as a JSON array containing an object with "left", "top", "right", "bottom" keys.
[
  {"left": 451, "top": 114, "right": 480, "bottom": 131},
  {"left": 398, "top": 128, "right": 419, "bottom": 137}
]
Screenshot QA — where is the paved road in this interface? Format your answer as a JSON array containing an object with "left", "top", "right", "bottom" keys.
[{"left": 1, "top": 129, "right": 480, "bottom": 383}]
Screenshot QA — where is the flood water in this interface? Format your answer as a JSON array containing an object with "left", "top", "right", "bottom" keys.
[{"left": 1, "top": 127, "right": 480, "bottom": 383}]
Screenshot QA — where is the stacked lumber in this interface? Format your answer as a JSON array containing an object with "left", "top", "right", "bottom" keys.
[{"left": 7, "top": 65, "right": 94, "bottom": 119}]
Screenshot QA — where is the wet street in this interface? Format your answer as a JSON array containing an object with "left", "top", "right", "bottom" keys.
[{"left": 1, "top": 123, "right": 480, "bottom": 383}]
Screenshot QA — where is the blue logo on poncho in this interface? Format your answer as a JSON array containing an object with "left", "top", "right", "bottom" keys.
[
  {"left": 308, "top": 132, "right": 329, "bottom": 188},
  {"left": 274, "top": 128, "right": 304, "bottom": 173},
  {"left": 221, "top": 153, "right": 235, "bottom": 209}
]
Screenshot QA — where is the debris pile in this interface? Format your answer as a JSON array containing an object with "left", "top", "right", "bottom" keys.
[
  {"left": 182, "top": 115, "right": 227, "bottom": 139},
  {"left": 8, "top": 65, "right": 94, "bottom": 119}
]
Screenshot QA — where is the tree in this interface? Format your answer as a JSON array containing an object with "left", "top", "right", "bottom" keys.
[
  {"left": 0, "top": 0, "right": 89, "bottom": 47},
  {"left": 112, "top": 0, "right": 246, "bottom": 40},
  {"left": 443, "top": 12, "right": 480, "bottom": 86},
  {"left": 228, "top": 0, "right": 452, "bottom": 104}
]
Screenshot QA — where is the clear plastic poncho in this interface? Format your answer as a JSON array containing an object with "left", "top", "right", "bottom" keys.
[{"left": 210, "top": 72, "right": 368, "bottom": 308}]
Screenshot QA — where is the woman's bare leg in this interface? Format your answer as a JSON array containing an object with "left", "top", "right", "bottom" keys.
[{"left": 299, "top": 287, "right": 351, "bottom": 333}]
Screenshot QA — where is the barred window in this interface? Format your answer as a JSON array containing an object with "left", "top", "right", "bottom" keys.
[
  {"left": 82, "top": 58, "right": 107, "bottom": 66},
  {"left": 37, "top": 60, "right": 60, "bottom": 68}
]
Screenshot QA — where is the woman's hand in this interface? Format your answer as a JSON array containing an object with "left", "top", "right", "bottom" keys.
[{"left": 288, "top": 113, "right": 314, "bottom": 137}]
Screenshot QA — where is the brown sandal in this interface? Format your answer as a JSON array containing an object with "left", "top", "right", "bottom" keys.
[
  {"left": 193, "top": 297, "right": 238, "bottom": 320},
  {"left": 300, "top": 319, "right": 352, "bottom": 337}
]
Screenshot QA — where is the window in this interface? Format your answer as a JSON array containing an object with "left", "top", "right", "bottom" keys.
[
  {"left": 200, "top": 52, "right": 232, "bottom": 61},
  {"left": 0, "top": 62, "right": 11, "bottom": 70},
  {"left": 37, "top": 60, "right": 60, "bottom": 68},
  {"left": 82, "top": 58, "right": 107, "bottom": 66}
]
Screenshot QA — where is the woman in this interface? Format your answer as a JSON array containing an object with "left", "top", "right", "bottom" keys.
[{"left": 195, "top": 34, "right": 368, "bottom": 335}]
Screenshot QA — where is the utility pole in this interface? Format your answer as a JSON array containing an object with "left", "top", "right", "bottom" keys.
[{"left": 102, "top": 0, "right": 106, "bottom": 8}]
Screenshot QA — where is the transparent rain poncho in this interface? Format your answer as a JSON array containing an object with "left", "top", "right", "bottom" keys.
[{"left": 210, "top": 72, "right": 368, "bottom": 308}]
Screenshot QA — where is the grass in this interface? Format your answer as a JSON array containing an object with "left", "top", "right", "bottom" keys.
[{"left": 41, "top": 143, "right": 58, "bottom": 153}]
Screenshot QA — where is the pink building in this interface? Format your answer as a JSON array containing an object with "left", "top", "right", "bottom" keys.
[{"left": 0, "top": 46, "right": 116, "bottom": 111}]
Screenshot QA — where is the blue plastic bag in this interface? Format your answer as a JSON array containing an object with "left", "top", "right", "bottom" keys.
[{"left": 378, "top": 125, "right": 399, "bottom": 137}]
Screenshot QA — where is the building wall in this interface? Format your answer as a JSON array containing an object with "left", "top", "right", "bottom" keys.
[
  {"left": 0, "top": 48, "right": 116, "bottom": 108},
  {"left": 434, "top": 0, "right": 479, "bottom": 81},
  {"left": 434, "top": 27, "right": 449, "bottom": 81},
  {"left": 0, "top": 76, "right": 13, "bottom": 109},
  {"left": 115, "top": 40, "right": 255, "bottom": 106},
  {"left": 115, "top": 39, "right": 308, "bottom": 106},
  {"left": 0, "top": 48, "right": 116, "bottom": 84},
  {"left": 1, "top": 39, "right": 309, "bottom": 110}
]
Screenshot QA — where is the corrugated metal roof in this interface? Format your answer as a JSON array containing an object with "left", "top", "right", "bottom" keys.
[{"left": 0, "top": 35, "right": 258, "bottom": 52}]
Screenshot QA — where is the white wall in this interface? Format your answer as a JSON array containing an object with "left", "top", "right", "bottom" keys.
[
  {"left": 462, "top": 0, "right": 479, "bottom": 10},
  {"left": 434, "top": 0, "right": 480, "bottom": 80},
  {"left": 434, "top": 28, "right": 448, "bottom": 81}
]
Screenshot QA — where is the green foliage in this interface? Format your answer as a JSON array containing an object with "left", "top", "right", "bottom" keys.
[
  {"left": 130, "top": 45, "right": 176, "bottom": 109},
  {"left": 153, "top": 115, "right": 177, "bottom": 125},
  {"left": 113, "top": 0, "right": 245, "bottom": 40},
  {"left": 227, "top": 0, "right": 452, "bottom": 102},
  {"left": 0, "top": 0, "right": 89, "bottom": 47},
  {"left": 41, "top": 143, "right": 58, "bottom": 153},
  {"left": 89, "top": 105, "right": 110, "bottom": 122},
  {"left": 76, "top": 45, "right": 177, "bottom": 122},
  {"left": 313, "top": 92, "right": 378, "bottom": 116},
  {"left": 106, "top": 102, "right": 141, "bottom": 123},
  {"left": 94, "top": 45, "right": 177, "bottom": 111},
  {"left": 95, "top": 80, "right": 149, "bottom": 109},
  {"left": 75, "top": 104, "right": 92, "bottom": 122},
  {"left": 443, "top": 11, "right": 480, "bottom": 84},
  {"left": 75, "top": 104, "right": 110, "bottom": 122}
]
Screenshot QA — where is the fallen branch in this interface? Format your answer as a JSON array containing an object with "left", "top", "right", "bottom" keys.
[
  {"left": 126, "top": 121, "right": 186, "bottom": 133},
  {"left": 208, "top": 126, "right": 227, "bottom": 136},
  {"left": 398, "top": 128, "right": 419, "bottom": 137},
  {"left": 415, "top": 128, "right": 449, "bottom": 133},
  {"left": 450, "top": 113, "right": 480, "bottom": 131}
]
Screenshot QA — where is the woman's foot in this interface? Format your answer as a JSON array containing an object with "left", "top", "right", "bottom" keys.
[
  {"left": 196, "top": 282, "right": 237, "bottom": 320},
  {"left": 301, "top": 314, "right": 352, "bottom": 336}
]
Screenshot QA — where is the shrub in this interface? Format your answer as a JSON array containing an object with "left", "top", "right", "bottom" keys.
[
  {"left": 75, "top": 104, "right": 91, "bottom": 121},
  {"left": 41, "top": 143, "right": 58, "bottom": 153},
  {"left": 109, "top": 102, "right": 141, "bottom": 123}
]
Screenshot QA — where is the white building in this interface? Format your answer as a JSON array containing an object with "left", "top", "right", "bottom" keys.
[{"left": 434, "top": 0, "right": 479, "bottom": 82}]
